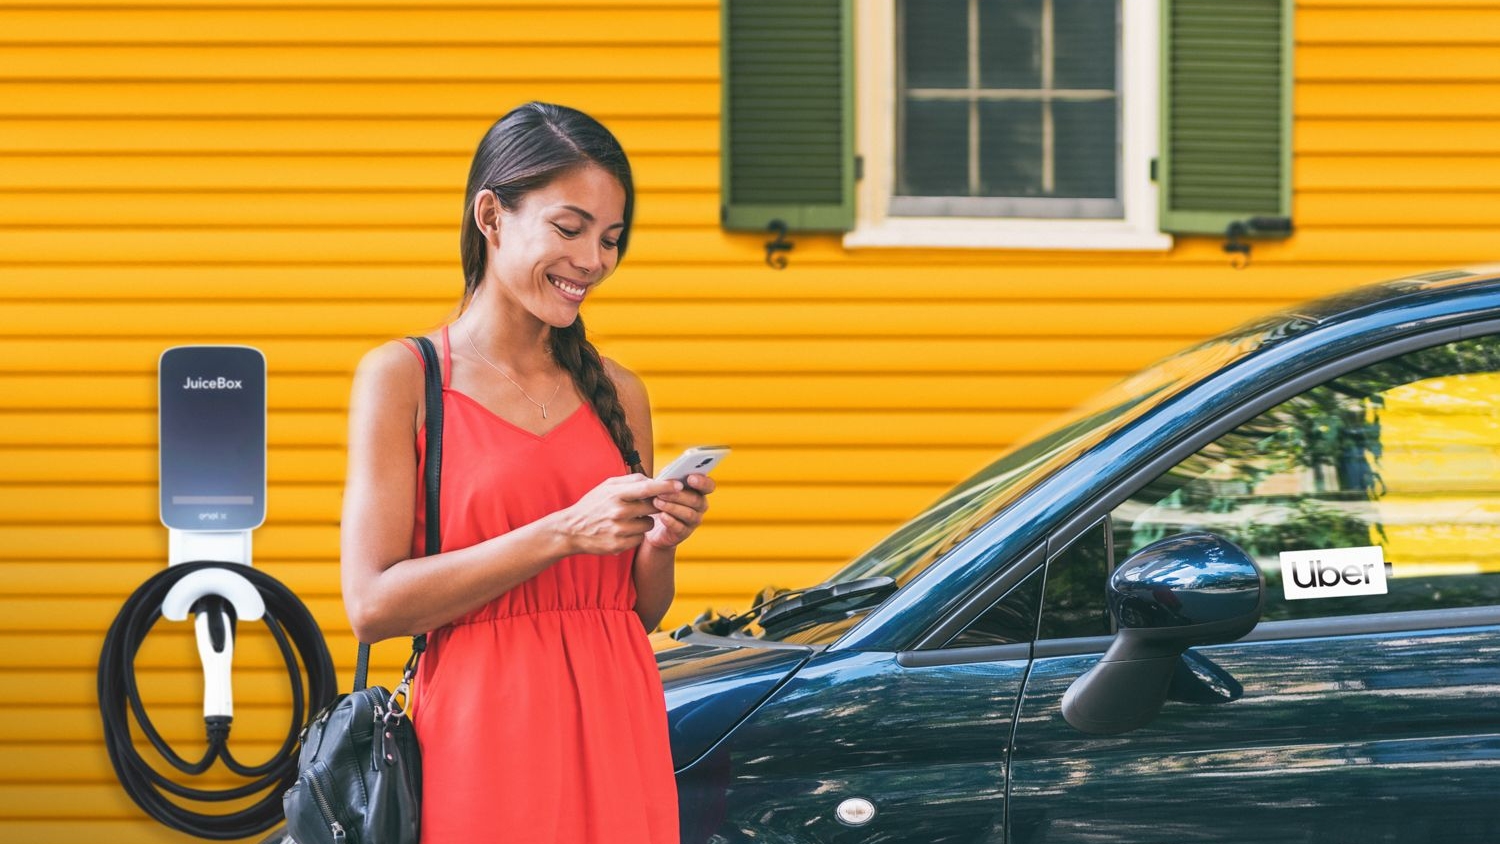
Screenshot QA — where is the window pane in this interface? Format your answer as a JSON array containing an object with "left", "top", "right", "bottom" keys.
[
  {"left": 946, "top": 566, "right": 1044, "bottom": 648},
  {"left": 1111, "top": 336, "right": 1500, "bottom": 623},
  {"left": 901, "top": 98, "right": 970, "bottom": 195},
  {"left": 979, "top": 0, "right": 1042, "bottom": 89},
  {"left": 1053, "top": 99, "right": 1117, "bottom": 198},
  {"left": 1054, "top": 0, "right": 1116, "bottom": 89},
  {"left": 978, "top": 100, "right": 1042, "bottom": 196},
  {"left": 1039, "top": 519, "right": 1112, "bottom": 639},
  {"left": 903, "top": 0, "right": 970, "bottom": 89}
]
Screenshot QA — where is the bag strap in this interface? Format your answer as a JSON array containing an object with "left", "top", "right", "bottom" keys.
[{"left": 353, "top": 335, "right": 442, "bottom": 692}]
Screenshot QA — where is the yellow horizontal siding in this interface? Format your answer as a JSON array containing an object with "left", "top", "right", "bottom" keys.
[
  {"left": 0, "top": 263, "right": 1438, "bottom": 299},
  {"left": 0, "top": 413, "right": 1055, "bottom": 449},
  {"left": 9, "top": 226, "right": 1500, "bottom": 264},
  {"left": 0, "top": 152, "right": 715, "bottom": 189},
  {"left": 1295, "top": 192, "right": 1500, "bottom": 225},
  {"left": 0, "top": 822, "right": 274, "bottom": 844},
  {"left": 0, "top": 446, "right": 1002, "bottom": 485},
  {"left": 0, "top": 8, "right": 720, "bottom": 43},
  {"left": 1299, "top": 7, "right": 1500, "bottom": 42},
  {"left": 1, "top": 525, "right": 903, "bottom": 566},
  {"left": 1298, "top": 82, "right": 1500, "bottom": 118},
  {"left": 4, "top": 0, "right": 1500, "bottom": 839},
  {"left": 0, "top": 373, "right": 1124, "bottom": 411},
  {"left": 0, "top": 301, "right": 1283, "bottom": 339},
  {"left": 0, "top": 337, "right": 1191, "bottom": 374},
  {"left": 0, "top": 188, "right": 716, "bottom": 228},
  {"left": 1301, "top": 46, "right": 1500, "bottom": 80},
  {"left": 0, "top": 81, "right": 717, "bottom": 117},
  {"left": 1, "top": 485, "right": 949, "bottom": 526},
  {"left": 0, "top": 45, "right": 720, "bottom": 81},
  {"left": 6, "top": 560, "right": 857, "bottom": 606},
  {"left": 0, "top": 117, "right": 720, "bottom": 155},
  {"left": 9, "top": 185, "right": 1500, "bottom": 227},
  {"left": 1299, "top": 119, "right": 1500, "bottom": 154},
  {"left": 17, "top": 703, "right": 360, "bottom": 744},
  {"left": 0, "top": 0, "right": 714, "bottom": 5}
]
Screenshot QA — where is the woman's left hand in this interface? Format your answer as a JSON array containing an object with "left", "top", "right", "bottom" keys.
[{"left": 643, "top": 473, "right": 716, "bottom": 549}]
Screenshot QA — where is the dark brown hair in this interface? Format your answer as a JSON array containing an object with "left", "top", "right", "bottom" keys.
[{"left": 459, "top": 102, "right": 641, "bottom": 472}]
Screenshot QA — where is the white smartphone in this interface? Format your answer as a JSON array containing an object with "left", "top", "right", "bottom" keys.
[{"left": 655, "top": 445, "right": 731, "bottom": 482}]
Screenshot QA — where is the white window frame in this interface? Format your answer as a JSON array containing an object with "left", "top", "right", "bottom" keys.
[{"left": 845, "top": 0, "right": 1172, "bottom": 251}]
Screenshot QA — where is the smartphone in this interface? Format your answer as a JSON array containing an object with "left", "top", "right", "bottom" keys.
[{"left": 655, "top": 445, "right": 731, "bottom": 483}]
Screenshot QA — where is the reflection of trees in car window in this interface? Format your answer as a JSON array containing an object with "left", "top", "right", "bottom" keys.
[
  {"left": 1039, "top": 519, "right": 1113, "bottom": 639},
  {"left": 1113, "top": 336, "right": 1500, "bottom": 622},
  {"left": 945, "top": 567, "right": 1045, "bottom": 649}
]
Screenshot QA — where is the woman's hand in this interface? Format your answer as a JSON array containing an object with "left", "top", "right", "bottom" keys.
[
  {"left": 644, "top": 473, "right": 716, "bottom": 549},
  {"left": 554, "top": 474, "right": 680, "bottom": 556}
]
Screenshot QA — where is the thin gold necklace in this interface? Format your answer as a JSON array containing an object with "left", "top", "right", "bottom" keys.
[{"left": 463, "top": 325, "right": 563, "bottom": 419}]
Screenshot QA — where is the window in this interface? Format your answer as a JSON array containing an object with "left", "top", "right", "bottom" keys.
[
  {"left": 895, "top": 0, "right": 1121, "bottom": 219},
  {"left": 720, "top": 0, "right": 1292, "bottom": 248},
  {"left": 1112, "top": 335, "right": 1500, "bottom": 622},
  {"left": 1038, "top": 518, "right": 1112, "bottom": 639},
  {"left": 944, "top": 566, "right": 1044, "bottom": 648},
  {"left": 848, "top": 0, "right": 1165, "bottom": 250}
]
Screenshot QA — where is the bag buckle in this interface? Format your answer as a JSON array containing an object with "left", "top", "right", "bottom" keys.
[{"left": 385, "top": 677, "right": 412, "bottom": 724}]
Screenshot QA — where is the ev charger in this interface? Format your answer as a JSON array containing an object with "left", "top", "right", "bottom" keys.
[
  {"left": 159, "top": 345, "right": 268, "bottom": 722},
  {"left": 99, "top": 344, "right": 335, "bottom": 840}
]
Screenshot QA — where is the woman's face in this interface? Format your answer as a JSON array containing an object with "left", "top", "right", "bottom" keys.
[{"left": 485, "top": 164, "right": 627, "bottom": 328}]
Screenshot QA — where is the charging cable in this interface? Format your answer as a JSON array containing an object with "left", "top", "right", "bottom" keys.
[{"left": 98, "top": 560, "right": 337, "bottom": 840}]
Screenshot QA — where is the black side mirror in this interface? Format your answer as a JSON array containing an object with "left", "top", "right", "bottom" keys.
[{"left": 1062, "top": 532, "right": 1264, "bottom": 735}]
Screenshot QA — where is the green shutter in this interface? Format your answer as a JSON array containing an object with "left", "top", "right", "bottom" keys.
[
  {"left": 721, "top": 0, "right": 854, "bottom": 232},
  {"left": 1159, "top": 0, "right": 1292, "bottom": 236}
]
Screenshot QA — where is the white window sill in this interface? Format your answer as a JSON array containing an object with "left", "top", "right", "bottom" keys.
[{"left": 843, "top": 217, "right": 1175, "bottom": 251}]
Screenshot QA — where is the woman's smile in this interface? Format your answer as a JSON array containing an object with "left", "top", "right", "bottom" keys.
[{"left": 547, "top": 273, "right": 590, "bottom": 302}]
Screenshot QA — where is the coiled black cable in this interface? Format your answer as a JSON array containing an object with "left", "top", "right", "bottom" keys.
[{"left": 98, "top": 560, "right": 338, "bottom": 840}]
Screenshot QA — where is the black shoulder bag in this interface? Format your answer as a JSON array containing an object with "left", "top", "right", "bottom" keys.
[{"left": 282, "top": 335, "right": 443, "bottom": 844}]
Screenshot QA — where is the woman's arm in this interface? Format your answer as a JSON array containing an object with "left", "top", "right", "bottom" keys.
[
  {"left": 341, "top": 342, "right": 675, "bottom": 642},
  {"left": 607, "top": 359, "right": 716, "bottom": 632}
]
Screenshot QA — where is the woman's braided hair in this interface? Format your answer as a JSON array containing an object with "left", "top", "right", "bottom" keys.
[{"left": 458, "top": 102, "right": 642, "bottom": 473}]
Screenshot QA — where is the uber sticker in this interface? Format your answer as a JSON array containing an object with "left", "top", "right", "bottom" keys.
[{"left": 1280, "top": 545, "right": 1388, "bottom": 600}]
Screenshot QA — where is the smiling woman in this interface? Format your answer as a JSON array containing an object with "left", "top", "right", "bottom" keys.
[{"left": 338, "top": 102, "right": 712, "bottom": 843}]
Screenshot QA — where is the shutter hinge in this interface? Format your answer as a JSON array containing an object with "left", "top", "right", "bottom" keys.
[
  {"left": 1149, "top": 157, "right": 1159, "bottom": 183},
  {"left": 765, "top": 219, "right": 793, "bottom": 270},
  {"left": 1223, "top": 217, "right": 1294, "bottom": 269},
  {"left": 854, "top": 155, "right": 864, "bottom": 181}
]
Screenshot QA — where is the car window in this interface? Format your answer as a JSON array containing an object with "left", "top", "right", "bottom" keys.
[
  {"left": 943, "top": 566, "right": 1045, "bottom": 648},
  {"left": 1111, "top": 334, "right": 1500, "bottom": 622},
  {"left": 1038, "top": 519, "right": 1113, "bottom": 639}
]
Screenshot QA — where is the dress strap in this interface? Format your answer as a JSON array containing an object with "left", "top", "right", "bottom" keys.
[
  {"left": 399, "top": 338, "right": 424, "bottom": 368},
  {"left": 440, "top": 324, "right": 454, "bottom": 389}
]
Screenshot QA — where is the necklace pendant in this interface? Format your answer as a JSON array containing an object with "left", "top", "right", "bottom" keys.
[{"left": 541, "top": 406, "right": 548, "bottom": 419}]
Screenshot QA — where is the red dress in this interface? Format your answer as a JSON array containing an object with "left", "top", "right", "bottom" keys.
[{"left": 403, "top": 328, "right": 679, "bottom": 842}]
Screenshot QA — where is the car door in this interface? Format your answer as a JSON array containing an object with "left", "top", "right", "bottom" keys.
[
  {"left": 1008, "top": 332, "right": 1500, "bottom": 843},
  {"left": 676, "top": 552, "right": 1047, "bottom": 843}
]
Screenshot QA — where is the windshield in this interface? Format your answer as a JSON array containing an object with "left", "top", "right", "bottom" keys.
[
  {"left": 739, "top": 315, "right": 1292, "bottom": 644},
  {"left": 827, "top": 323, "right": 1283, "bottom": 589}
]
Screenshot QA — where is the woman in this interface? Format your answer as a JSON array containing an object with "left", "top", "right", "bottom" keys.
[{"left": 340, "top": 102, "right": 710, "bottom": 842}]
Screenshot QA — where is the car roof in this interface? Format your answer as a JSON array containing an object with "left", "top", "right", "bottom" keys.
[{"left": 1244, "top": 267, "right": 1500, "bottom": 344}]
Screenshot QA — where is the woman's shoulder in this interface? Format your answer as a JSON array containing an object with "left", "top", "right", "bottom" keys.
[
  {"left": 359, "top": 337, "right": 428, "bottom": 377},
  {"left": 349, "top": 338, "right": 428, "bottom": 413}
]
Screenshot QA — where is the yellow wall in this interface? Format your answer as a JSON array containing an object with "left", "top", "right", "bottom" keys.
[{"left": 3, "top": 0, "right": 1500, "bottom": 839}]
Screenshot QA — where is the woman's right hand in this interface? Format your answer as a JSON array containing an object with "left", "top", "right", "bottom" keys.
[{"left": 552, "top": 474, "right": 683, "bottom": 556}]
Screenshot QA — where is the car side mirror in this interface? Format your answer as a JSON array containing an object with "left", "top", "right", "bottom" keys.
[{"left": 1062, "top": 532, "right": 1264, "bottom": 735}]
